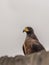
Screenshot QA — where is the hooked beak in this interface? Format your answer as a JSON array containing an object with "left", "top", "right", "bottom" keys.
[{"left": 23, "top": 27, "right": 29, "bottom": 32}]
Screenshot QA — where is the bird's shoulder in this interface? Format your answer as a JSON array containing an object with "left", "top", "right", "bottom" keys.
[{"left": 25, "top": 37, "right": 38, "bottom": 43}]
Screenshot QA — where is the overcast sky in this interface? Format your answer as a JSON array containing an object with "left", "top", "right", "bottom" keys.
[{"left": 0, "top": 0, "right": 49, "bottom": 56}]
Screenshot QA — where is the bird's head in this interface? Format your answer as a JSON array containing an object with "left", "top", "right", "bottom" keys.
[{"left": 23, "top": 27, "right": 34, "bottom": 34}]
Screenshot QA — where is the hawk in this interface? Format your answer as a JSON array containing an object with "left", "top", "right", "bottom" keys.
[{"left": 22, "top": 27, "right": 46, "bottom": 55}]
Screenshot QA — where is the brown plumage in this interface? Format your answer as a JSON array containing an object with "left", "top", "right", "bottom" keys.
[{"left": 22, "top": 27, "right": 46, "bottom": 55}]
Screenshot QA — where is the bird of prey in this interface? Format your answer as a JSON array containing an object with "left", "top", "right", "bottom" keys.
[{"left": 22, "top": 27, "right": 46, "bottom": 55}]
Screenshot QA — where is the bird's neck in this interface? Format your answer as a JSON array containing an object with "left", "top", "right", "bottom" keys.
[{"left": 27, "top": 33, "right": 39, "bottom": 41}]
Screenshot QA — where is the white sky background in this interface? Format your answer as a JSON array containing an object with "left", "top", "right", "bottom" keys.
[{"left": 0, "top": 0, "right": 49, "bottom": 56}]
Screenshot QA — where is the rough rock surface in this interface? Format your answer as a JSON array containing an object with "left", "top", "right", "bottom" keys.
[{"left": 0, "top": 50, "right": 48, "bottom": 65}]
